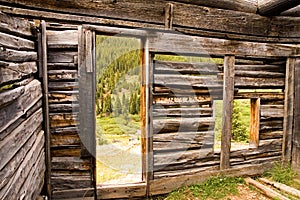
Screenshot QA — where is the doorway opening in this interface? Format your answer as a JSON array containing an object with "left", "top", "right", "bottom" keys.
[{"left": 95, "top": 35, "right": 142, "bottom": 185}]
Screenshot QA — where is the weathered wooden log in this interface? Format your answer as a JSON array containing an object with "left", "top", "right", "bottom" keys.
[
  {"left": 235, "top": 92, "right": 284, "bottom": 101},
  {"left": 235, "top": 64, "right": 285, "bottom": 72},
  {"left": 0, "top": 130, "right": 44, "bottom": 200},
  {"left": 153, "top": 95, "right": 211, "bottom": 107},
  {"left": 0, "top": 79, "right": 42, "bottom": 133},
  {"left": 50, "top": 126, "right": 78, "bottom": 135},
  {"left": 48, "top": 91, "right": 78, "bottom": 103},
  {"left": 235, "top": 77, "right": 285, "bottom": 88},
  {"left": 154, "top": 60, "right": 220, "bottom": 75},
  {"left": 49, "top": 113, "right": 78, "bottom": 128},
  {"left": 48, "top": 70, "right": 78, "bottom": 81},
  {"left": 0, "top": 108, "right": 42, "bottom": 170},
  {"left": 47, "top": 30, "right": 78, "bottom": 49},
  {"left": 281, "top": 4, "right": 300, "bottom": 16},
  {"left": 235, "top": 71, "right": 285, "bottom": 78},
  {"left": 259, "top": 177, "right": 300, "bottom": 198},
  {"left": 51, "top": 133, "right": 81, "bottom": 147},
  {"left": 0, "top": 31, "right": 34, "bottom": 50},
  {"left": 260, "top": 131, "right": 283, "bottom": 140},
  {"left": 149, "top": 31, "right": 298, "bottom": 58},
  {"left": 258, "top": 0, "right": 300, "bottom": 16},
  {"left": 260, "top": 120, "right": 283, "bottom": 132},
  {"left": 51, "top": 157, "right": 91, "bottom": 171},
  {"left": 153, "top": 107, "right": 212, "bottom": 117},
  {"left": 261, "top": 105, "right": 284, "bottom": 119},
  {"left": 52, "top": 188, "right": 94, "bottom": 199},
  {"left": 153, "top": 86, "right": 223, "bottom": 96},
  {"left": 231, "top": 155, "right": 281, "bottom": 167},
  {"left": 48, "top": 62, "right": 76, "bottom": 70},
  {"left": 51, "top": 176, "right": 92, "bottom": 190},
  {"left": 48, "top": 50, "right": 77, "bottom": 63},
  {"left": 153, "top": 117, "right": 214, "bottom": 134},
  {"left": 0, "top": 61, "right": 37, "bottom": 85},
  {"left": 245, "top": 177, "right": 290, "bottom": 200},
  {"left": 153, "top": 131, "right": 214, "bottom": 151},
  {"left": 51, "top": 147, "right": 81, "bottom": 157},
  {"left": 48, "top": 82, "right": 79, "bottom": 90},
  {"left": 97, "top": 183, "right": 146, "bottom": 200},
  {"left": 49, "top": 103, "right": 78, "bottom": 112},
  {"left": 0, "top": 85, "right": 24, "bottom": 108},
  {"left": 0, "top": 11, "right": 33, "bottom": 37},
  {"left": 0, "top": 48, "right": 37, "bottom": 62}
]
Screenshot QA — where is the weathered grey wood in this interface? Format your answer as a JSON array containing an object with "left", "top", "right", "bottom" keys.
[
  {"left": 260, "top": 120, "right": 284, "bottom": 132},
  {"left": 48, "top": 82, "right": 79, "bottom": 91},
  {"left": 260, "top": 131, "right": 283, "bottom": 140},
  {"left": 0, "top": 48, "right": 37, "bottom": 62},
  {"left": 0, "top": 11, "right": 33, "bottom": 37},
  {"left": 235, "top": 77, "right": 285, "bottom": 88},
  {"left": 153, "top": 117, "right": 214, "bottom": 134},
  {"left": 283, "top": 58, "right": 295, "bottom": 163},
  {"left": 149, "top": 32, "right": 298, "bottom": 58},
  {"left": 48, "top": 70, "right": 78, "bottom": 81},
  {"left": 51, "top": 176, "right": 92, "bottom": 190},
  {"left": 0, "top": 108, "right": 42, "bottom": 170},
  {"left": 52, "top": 188, "right": 94, "bottom": 199},
  {"left": 49, "top": 103, "right": 78, "bottom": 112},
  {"left": 150, "top": 162, "right": 273, "bottom": 195},
  {"left": 173, "top": 0, "right": 257, "bottom": 13},
  {"left": 0, "top": 130, "right": 44, "bottom": 200},
  {"left": 49, "top": 113, "right": 78, "bottom": 128},
  {"left": 235, "top": 71, "right": 285, "bottom": 78},
  {"left": 97, "top": 183, "right": 146, "bottom": 199},
  {"left": 48, "top": 62, "right": 76, "bottom": 70},
  {"left": 235, "top": 64, "right": 285, "bottom": 72},
  {"left": 220, "top": 55, "right": 235, "bottom": 170},
  {"left": 258, "top": 0, "right": 300, "bottom": 16},
  {"left": 51, "top": 147, "right": 81, "bottom": 157},
  {"left": 0, "top": 61, "right": 37, "bottom": 85},
  {"left": 292, "top": 58, "right": 300, "bottom": 174},
  {"left": 154, "top": 60, "right": 220, "bottom": 75},
  {"left": 164, "top": 3, "right": 174, "bottom": 30},
  {"left": 245, "top": 177, "right": 290, "bottom": 200},
  {"left": 48, "top": 51, "right": 77, "bottom": 63},
  {"left": 0, "top": 79, "right": 42, "bottom": 133},
  {"left": 51, "top": 157, "right": 91, "bottom": 171},
  {"left": 51, "top": 133, "right": 81, "bottom": 147},
  {"left": 236, "top": 92, "right": 284, "bottom": 101},
  {"left": 47, "top": 30, "right": 78, "bottom": 48},
  {"left": 48, "top": 91, "right": 78, "bottom": 103},
  {"left": 0, "top": 31, "right": 34, "bottom": 50},
  {"left": 153, "top": 107, "right": 212, "bottom": 117},
  {"left": 153, "top": 95, "right": 211, "bottom": 107},
  {"left": 0, "top": 85, "right": 24, "bottom": 108}
]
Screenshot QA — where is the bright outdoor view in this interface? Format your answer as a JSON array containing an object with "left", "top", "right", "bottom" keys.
[{"left": 95, "top": 35, "right": 142, "bottom": 184}]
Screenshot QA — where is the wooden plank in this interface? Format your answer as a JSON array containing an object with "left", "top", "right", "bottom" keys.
[
  {"left": 153, "top": 117, "right": 214, "bottom": 134},
  {"left": 259, "top": 177, "right": 300, "bottom": 198},
  {"left": 235, "top": 64, "right": 285, "bottom": 73},
  {"left": 0, "top": 48, "right": 37, "bottom": 62},
  {"left": 220, "top": 55, "right": 235, "bottom": 170},
  {"left": 48, "top": 91, "right": 78, "bottom": 103},
  {"left": 0, "top": 130, "right": 44, "bottom": 200},
  {"left": 164, "top": 3, "right": 174, "bottom": 30},
  {"left": 173, "top": 0, "right": 258, "bottom": 13},
  {"left": 260, "top": 104, "right": 284, "bottom": 119},
  {"left": 245, "top": 177, "right": 290, "bottom": 200},
  {"left": 292, "top": 58, "right": 300, "bottom": 174},
  {"left": 51, "top": 133, "right": 81, "bottom": 147},
  {"left": 149, "top": 32, "right": 298, "bottom": 58},
  {"left": 49, "top": 113, "right": 78, "bottom": 128},
  {"left": 97, "top": 183, "right": 146, "bottom": 199},
  {"left": 258, "top": 0, "right": 300, "bottom": 16},
  {"left": 0, "top": 108, "right": 42, "bottom": 170},
  {"left": 0, "top": 12, "right": 33, "bottom": 37},
  {"left": 154, "top": 60, "right": 220, "bottom": 75},
  {"left": 149, "top": 162, "right": 273, "bottom": 196},
  {"left": 281, "top": 5, "right": 300, "bottom": 16},
  {"left": 153, "top": 107, "right": 212, "bottom": 117},
  {"left": 153, "top": 95, "right": 211, "bottom": 107},
  {"left": 0, "top": 79, "right": 42, "bottom": 133},
  {"left": 49, "top": 103, "right": 78, "bottom": 112},
  {"left": 47, "top": 30, "right": 78, "bottom": 48},
  {"left": 48, "top": 50, "right": 77, "bottom": 63},
  {"left": 260, "top": 120, "right": 283, "bottom": 132},
  {"left": 49, "top": 82, "right": 79, "bottom": 91},
  {"left": 48, "top": 70, "right": 78, "bottom": 81},
  {"left": 0, "top": 31, "right": 34, "bottom": 50},
  {"left": 51, "top": 157, "right": 91, "bottom": 171},
  {"left": 283, "top": 58, "right": 295, "bottom": 163},
  {"left": 51, "top": 176, "right": 92, "bottom": 190},
  {"left": 0, "top": 85, "right": 24, "bottom": 108},
  {"left": 51, "top": 147, "right": 81, "bottom": 157},
  {"left": 0, "top": 61, "right": 37, "bottom": 85},
  {"left": 52, "top": 188, "right": 94, "bottom": 199},
  {"left": 250, "top": 98, "right": 260, "bottom": 148},
  {"left": 260, "top": 131, "right": 283, "bottom": 140},
  {"left": 235, "top": 77, "right": 285, "bottom": 88},
  {"left": 48, "top": 62, "right": 76, "bottom": 70}
]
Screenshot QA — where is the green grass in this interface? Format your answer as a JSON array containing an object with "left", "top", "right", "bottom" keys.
[
  {"left": 263, "top": 162, "right": 297, "bottom": 185},
  {"left": 153, "top": 176, "right": 245, "bottom": 200}
]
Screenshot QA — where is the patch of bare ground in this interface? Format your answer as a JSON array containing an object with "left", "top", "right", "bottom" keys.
[{"left": 226, "top": 184, "right": 271, "bottom": 200}]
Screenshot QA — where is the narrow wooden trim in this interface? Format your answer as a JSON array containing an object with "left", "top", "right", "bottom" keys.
[
  {"left": 292, "top": 58, "right": 300, "bottom": 173},
  {"left": 220, "top": 55, "right": 235, "bottom": 170},
  {"left": 85, "top": 30, "right": 93, "bottom": 73},
  {"left": 250, "top": 98, "right": 260, "bottom": 148},
  {"left": 97, "top": 183, "right": 146, "bottom": 199},
  {"left": 164, "top": 3, "right": 174, "bottom": 30},
  {"left": 41, "top": 20, "right": 51, "bottom": 199},
  {"left": 283, "top": 57, "right": 295, "bottom": 163}
]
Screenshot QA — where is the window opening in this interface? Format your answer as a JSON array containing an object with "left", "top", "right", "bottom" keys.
[{"left": 95, "top": 35, "right": 142, "bottom": 185}]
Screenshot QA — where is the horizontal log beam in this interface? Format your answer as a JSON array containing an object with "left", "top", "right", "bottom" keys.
[{"left": 258, "top": 0, "right": 300, "bottom": 16}]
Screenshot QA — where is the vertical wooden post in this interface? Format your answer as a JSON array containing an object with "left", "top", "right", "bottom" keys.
[
  {"left": 220, "top": 55, "right": 235, "bottom": 170},
  {"left": 164, "top": 3, "right": 174, "bottom": 30},
  {"left": 283, "top": 57, "right": 295, "bottom": 163},
  {"left": 250, "top": 98, "right": 260, "bottom": 148},
  {"left": 40, "top": 20, "right": 51, "bottom": 199},
  {"left": 292, "top": 58, "right": 300, "bottom": 174}
]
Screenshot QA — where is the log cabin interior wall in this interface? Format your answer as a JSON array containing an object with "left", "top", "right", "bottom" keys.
[{"left": 0, "top": 0, "right": 299, "bottom": 199}]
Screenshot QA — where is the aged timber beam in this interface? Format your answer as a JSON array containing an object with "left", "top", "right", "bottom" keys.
[{"left": 258, "top": 0, "right": 300, "bottom": 16}]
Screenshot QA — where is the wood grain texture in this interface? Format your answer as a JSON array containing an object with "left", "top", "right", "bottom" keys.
[{"left": 258, "top": 0, "right": 300, "bottom": 16}]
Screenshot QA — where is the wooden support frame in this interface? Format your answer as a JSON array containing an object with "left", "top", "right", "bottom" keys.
[
  {"left": 250, "top": 98, "right": 260, "bottom": 148},
  {"left": 283, "top": 57, "right": 296, "bottom": 163},
  {"left": 220, "top": 55, "right": 235, "bottom": 170},
  {"left": 40, "top": 20, "right": 51, "bottom": 199}
]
